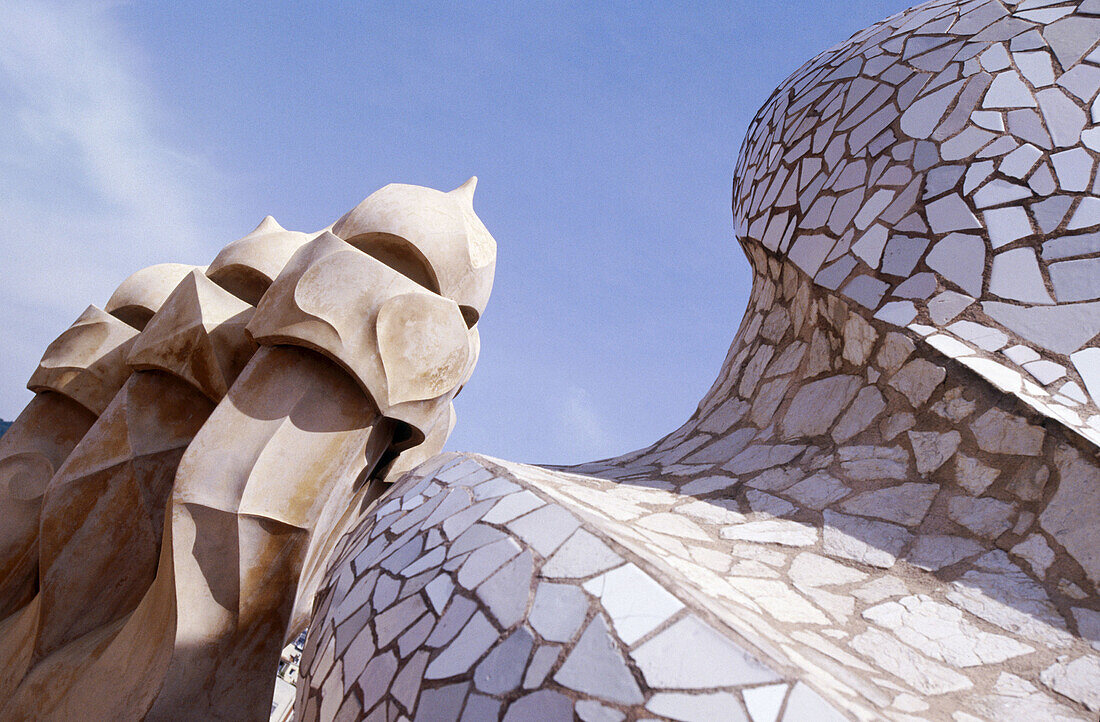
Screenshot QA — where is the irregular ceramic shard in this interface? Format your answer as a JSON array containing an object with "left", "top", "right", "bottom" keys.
[{"left": 734, "top": 0, "right": 1100, "bottom": 444}]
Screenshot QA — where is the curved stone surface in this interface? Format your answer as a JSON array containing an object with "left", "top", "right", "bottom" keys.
[
  {"left": 206, "top": 216, "right": 314, "bottom": 306},
  {"left": 297, "top": 2, "right": 1100, "bottom": 720},
  {"left": 732, "top": 0, "right": 1100, "bottom": 446},
  {"left": 3, "top": 1, "right": 1099, "bottom": 720},
  {"left": 27, "top": 305, "right": 140, "bottom": 417},
  {"left": 332, "top": 178, "right": 497, "bottom": 325},
  {"left": 104, "top": 263, "right": 202, "bottom": 331},
  {"left": 247, "top": 230, "right": 477, "bottom": 445},
  {"left": 126, "top": 270, "right": 258, "bottom": 402}
]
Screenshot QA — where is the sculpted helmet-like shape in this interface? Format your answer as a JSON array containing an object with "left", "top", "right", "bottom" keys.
[
  {"left": 104, "top": 262, "right": 202, "bottom": 330},
  {"left": 249, "top": 177, "right": 493, "bottom": 446},
  {"left": 331, "top": 177, "right": 497, "bottom": 326},
  {"left": 207, "top": 216, "right": 315, "bottom": 305},
  {"left": 0, "top": 178, "right": 498, "bottom": 721}
]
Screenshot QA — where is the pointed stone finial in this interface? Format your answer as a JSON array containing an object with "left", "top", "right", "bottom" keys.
[
  {"left": 251, "top": 216, "right": 285, "bottom": 236},
  {"left": 451, "top": 176, "right": 477, "bottom": 202}
]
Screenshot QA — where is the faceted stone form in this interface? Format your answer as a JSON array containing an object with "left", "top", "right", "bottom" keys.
[
  {"left": 104, "top": 263, "right": 200, "bottom": 331},
  {"left": 27, "top": 305, "right": 139, "bottom": 417},
  {"left": 0, "top": 180, "right": 498, "bottom": 721}
]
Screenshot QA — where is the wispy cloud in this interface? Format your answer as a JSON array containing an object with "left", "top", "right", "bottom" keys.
[
  {"left": 0, "top": 0, "right": 232, "bottom": 416},
  {"left": 554, "top": 384, "right": 620, "bottom": 463}
]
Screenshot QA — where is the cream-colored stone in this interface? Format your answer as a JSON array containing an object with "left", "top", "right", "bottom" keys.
[
  {"left": 1040, "top": 446, "right": 1100, "bottom": 586},
  {"left": 971, "top": 407, "right": 1045, "bottom": 456},
  {"left": 206, "top": 216, "right": 312, "bottom": 305},
  {"left": 0, "top": 180, "right": 497, "bottom": 720},
  {"left": 247, "top": 230, "right": 473, "bottom": 439},
  {"left": 0, "top": 267, "right": 206, "bottom": 626},
  {"left": 331, "top": 178, "right": 496, "bottom": 321},
  {"left": 377, "top": 292, "right": 471, "bottom": 405},
  {"left": 907, "top": 430, "right": 961, "bottom": 474},
  {"left": 33, "top": 370, "right": 214, "bottom": 661},
  {"left": 842, "top": 313, "right": 877, "bottom": 366},
  {"left": 12, "top": 4, "right": 1100, "bottom": 717},
  {"left": 0, "top": 392, "right": 96, "bottom": 618},
  {"left": 104, "top": 263, "right": 200, "bottom": 330},
  {"left": 27, "top": 306, "right": 140, "bottom": 416},
  {"left": 127, "top": 270, "right": 257, "bottom": 402},
  {"left": 888, "top": 359, "right": 947, "bottom": 407}
]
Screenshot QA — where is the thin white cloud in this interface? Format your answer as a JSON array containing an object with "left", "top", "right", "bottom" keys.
[
  {"left": 0, "top": 0, "right": 233, "bottom": 417},
  {"left": 555, "top": 384, "right": 619, "bottom": 463}
]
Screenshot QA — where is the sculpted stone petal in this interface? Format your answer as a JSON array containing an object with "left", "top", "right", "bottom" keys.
[
  {"left": 377, "top": 292, "right": 470, "bottom": 405},
  {"left": 27, "top": 305, "right": 139, "bottom": 416},
  {"left": 104, "top": 263, "right": 200, "bottom": 331},
  {"left": 125, "top": 270, "right": 257, "bottom": 401}
]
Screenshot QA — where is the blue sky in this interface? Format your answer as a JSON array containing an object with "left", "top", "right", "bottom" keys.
[{"left": 0, "top": 0, "right": 913, "bottom": 464}]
